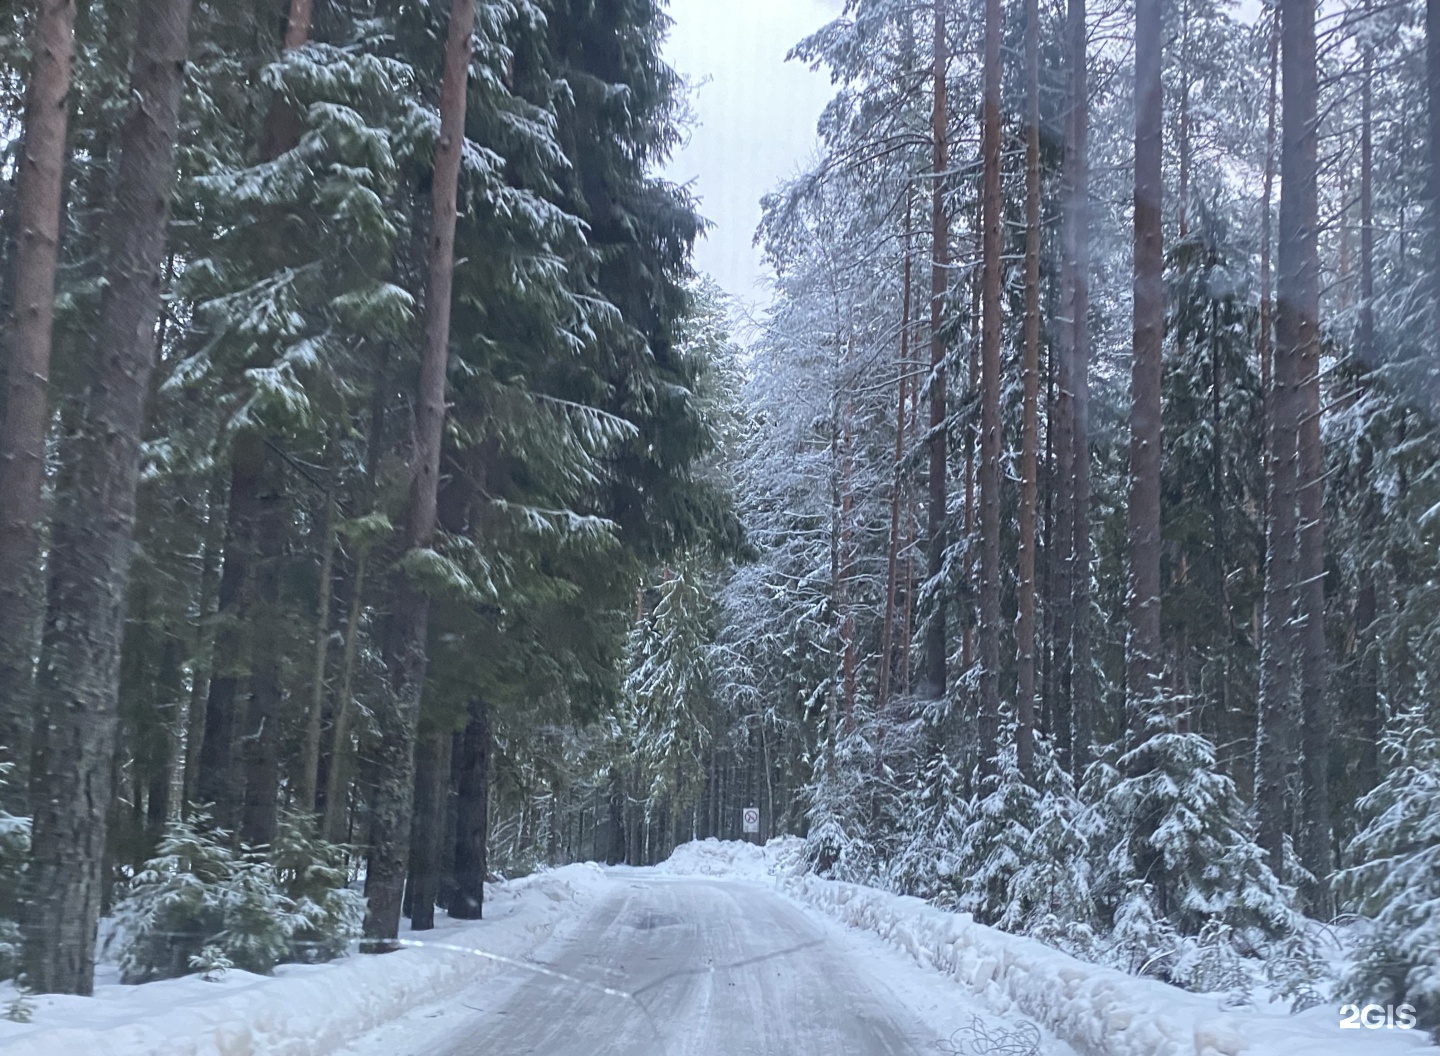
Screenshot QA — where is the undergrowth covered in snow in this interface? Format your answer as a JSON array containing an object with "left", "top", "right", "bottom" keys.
[
  {"left": 0, "top": 863, "right": 604, "bottom": 1056},
  {"left": 660, "top": 838, "right": 1440, "bottom": 1056}
]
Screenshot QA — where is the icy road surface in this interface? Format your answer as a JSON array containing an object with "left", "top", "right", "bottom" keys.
[{"left": 343, "top": 873, "right": 1071, "bottom": 1056}]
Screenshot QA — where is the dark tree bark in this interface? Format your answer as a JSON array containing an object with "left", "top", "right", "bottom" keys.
[
  {"left": 406, "top": 730, "right": 451, "bottom": 930},
  {"left": 879, "top": 192, "right": 913, "bottom": 715},
  {"left": 450, "top": 698, "right": 489, "bottom": 919},
  {"left": 189, "top": 0, "right": 313, "bottom": 838},
  {"left": 195, "top": 432, "right": 266, "bottom": 835},
  {"left": 181, "top": 469, "right": 227, "bottom": 815},
  {"left": 1127, "top": 0, "right": 1165, "bottom": 747},
  {"left": 322, "top": 549, "right": 367, "bottom": 844},
  {"left": 977, "top": 0, "right": 1003, "bottom": 772},
  {"left": 295, "top": 485, "right": 337, "bottom": 816},
  {"left": 1257, "top": 0, "right": 1303, "bottom": 876},
  {"left": 1015, "top": 0, "right": 1042, "bottom": 779},
  {"left": 362, "top": 0, "right": 475, "bottom": 946},
  {"left": 1066, "top": 0, "right": 1095, "bottom": 777},
  {"left": 922, "top": 0, "right": 950, "bottom": 701},
  {"left": 239, "top": 450, "right": 286, "bottom": 849},
  {"left": 1286, "top": 0, "right": 1332, "bottom": 906},
  {"left": 24, "top": 0, "right": 192, "bottom": 994},
  {"left": 1353, "top": 0, "right": 1381, "bottom": 802},
  {"left": 0, "top": 0, "right": 78, "bottom": 804}
]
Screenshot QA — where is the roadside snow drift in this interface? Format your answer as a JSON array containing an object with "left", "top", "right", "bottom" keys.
[
  {"left": 660, "top": 839, "right": 1439, "bottom": 1056},
  {"left": 0, "top": 864, "right": 603, "bottom": 1056}
]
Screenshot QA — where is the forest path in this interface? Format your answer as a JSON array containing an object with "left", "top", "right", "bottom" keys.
[{"left": 353, "top": 873, "right": 963, "bottom": 1056}]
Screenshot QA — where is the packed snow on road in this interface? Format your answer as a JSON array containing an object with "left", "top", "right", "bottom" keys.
[{"left": 1, "top": 838, "right": 1434, "bottom": 1056}]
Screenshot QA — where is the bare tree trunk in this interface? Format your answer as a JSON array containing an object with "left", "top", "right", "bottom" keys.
[
  {"left": 323, "top": 373, "right": 387, "bottom": 844},
  {"left": 1015, "top": 0, "right": 1042, "bottom": 779},
  {"left": 977, "top": 0, "right": 1004, "bottom": 773},
  {"left": 1257, "top": 0, "right": 1303, "bottom": 876},
  {"left": 197, "top": 0, "right": 313, "bottom": 839},
  {"left": 1259, "top": 13, "right": 1278, "bottom": 489},
  {"left": 196, "top": 432, "right": 265, "bottom": 836},
  {"left": 1067, "top": 0, "right": 1095, "bottom": 776},
  {"left": 240, "top": 450, "right": 286, "bottom": 849},
  {"left": 24, "top": 0, "right": 192, "bottom": 993},
  {"left": 181, "top": 470, "right": 227, "bottom": 813},
  {"left": 362, "top": 0, "right": 475, "bottom": 946},
  {"left": 922, "top": 0, "right": 950, "bottom": 702},
  {"left": 406, "top": 730, "right": 450, "bottom": 930},
  {"left": 1127, "top": 0, "right": 1165, "bottom": 749},
  {"left": 879, "top": 192, "right": 913, "bottom": 714},
  {"left": 1287, "top": 0, "right": 1332, "bottom": 907},
  {"left": 0, "top": 0, "right": 78, "bottom": 803},
  {"left": 451, "top": 698, "right": 490, "bottom": 918},
  {"left": 1353, "top": 0, "right": 1381, "bottom": 800},
  {"left": 295, "top": 486, "right": 337, "bottom": 815}
]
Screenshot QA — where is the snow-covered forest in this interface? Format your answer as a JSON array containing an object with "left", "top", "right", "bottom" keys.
[{"left": 0, "top": 0, "right": 1437, "bottom": 1041}]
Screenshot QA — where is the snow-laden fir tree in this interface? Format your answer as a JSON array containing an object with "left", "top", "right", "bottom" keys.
[
  {"left": 1340, "top": 706, "right": 1440, "bottom": 1032},
  {"left": 1089, "top": 722, "right": 1298, "bottom": 986},
  {"left": 114, "top": 815, "right": 362, "bottom": 982}
]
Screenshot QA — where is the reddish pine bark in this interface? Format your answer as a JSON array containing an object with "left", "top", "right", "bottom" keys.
[
  {"left": 977, "top": 0, "right": 1004, "bottom": 771},
  {"left": 1127, "top": 0, "right": 1165, "bottom": 747},
  {"left": 25, "top": 0, "right": 193, "bottom": 994},
  {"left": 362, "top": 0, "right": 476, "bottom": 945},
  {"left": 0, "top": 0, "right": 78, "bottom": 802}
]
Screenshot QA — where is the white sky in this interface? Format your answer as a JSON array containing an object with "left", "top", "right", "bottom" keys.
[
  {"left": 662, "top": 0, "right": 844, "bottom": 312},
  {"left": 661, "top": 0, "right": 1268, "bottom": 311}
]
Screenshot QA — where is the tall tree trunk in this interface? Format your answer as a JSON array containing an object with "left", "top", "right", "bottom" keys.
[
  {"left": 195, "top": 0, "right": 313, "bottom": 838},
  {"left": 294, "top": 486, "right": 336, "bottom": 815},
  {"left": 977, "top": 0, "right": 1003, "bottom": 772},
  {"left": 362, "top": 0, "right": 475, "bottom": 946},
  {"left": 879, "top": 192, "right": 914, "bottom": 715},
  {"left": 322, "top": 366, "right": 387, "bottom": 844},
  {"left": 1015, "top": 0, "right": 1042, "bottom": 779},
  {"left": 0, "top": 0, "right": 78, "bottom": 804},
  {"left": 406, "top": 730, "right": 450, "bottom": 931},
  {"left": 1354, "top": 0, "right": 1381, "bottom": 800},
  {"left": 923, "top": 0, "right": 950, "bottom": 701},
  {"left": 181, "top": 469, "right": 227, "bottom": 814},
  {"left": 1257, "top": 0, "right": 1304, "bottom": 877},
  {"left": 1259, "top": 12, "right": 1278, "bottom": 490},
  {"left": 24, "top": 0, "right": 192, "bottom": 993},
  {"left": 146, "top": 632, "right": 184, "bottom": 838},
  {"left": 1067, "top": 0, "right": 1095, "bottom": 776},
  {"left": 1287, "top": 0, "right": 1331, "bottom": 907},
  {"left": 323, "top": 550, "right": 367, "bottom": 843},
  {"left": 452, "top": 701, "right": 490, "bottom": 904},
  {"left": 1127, "top": 0, "right": 1165, "bottom": 748},
  {"left": 240, "top": 448, "right": 286, "bottom": 849},
  {"left": 195, "top": 432, "right": 265, "bottom": 835}
]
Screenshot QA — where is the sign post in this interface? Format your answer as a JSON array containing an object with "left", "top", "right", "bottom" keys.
[{"left": 742, "top": 806, "right": 760, "bottom": 842}]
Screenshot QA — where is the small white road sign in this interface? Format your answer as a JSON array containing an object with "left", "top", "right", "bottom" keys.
[{"left": 742, "top": 807, "right": 760, "bottom": 834}]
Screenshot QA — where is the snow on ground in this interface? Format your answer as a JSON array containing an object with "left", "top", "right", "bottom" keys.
[
  {"left": 4, "top": 842, "right": 1437, "bottom": 1056},
  {"left": 0, "top": 864, "right": 608, "bottom": 1056},
  {"left": 658, "top": 838, "right": 1440, "bottom": 1056}
]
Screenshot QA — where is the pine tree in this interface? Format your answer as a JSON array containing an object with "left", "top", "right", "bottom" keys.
[
  {"left": 0, "top": 0, "right": 79, "bottom": 800},
  {"left": 24, "top": 0, "right": 194, "bottom": 995},
  {"left": 362, "top": 0, "right": 476, "bottom": 949}
]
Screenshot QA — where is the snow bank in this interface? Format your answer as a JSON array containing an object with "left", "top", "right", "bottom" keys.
[
  {"left": 0, "top": 863, "right": 604, "bottom": 1056},
  {"left": 660, "top": 840, "right": 1438, "bottom": 1056},
  {"left": 652, "top": 834, "right": 803, "bottom": 879}
]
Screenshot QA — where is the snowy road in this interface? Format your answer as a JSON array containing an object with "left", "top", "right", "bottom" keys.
[{"left": 348, "top": 874, "right": 982, "bottom": 1056}]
